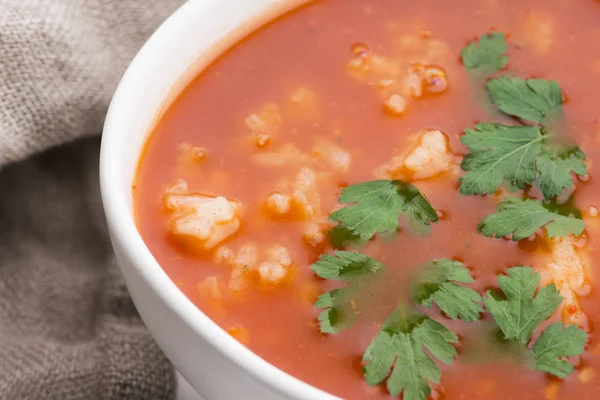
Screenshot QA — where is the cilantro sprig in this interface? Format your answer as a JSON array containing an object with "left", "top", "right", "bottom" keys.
[
  {"left": 536, "top": 146, "right": 587, "bottom": 200},
  {"left": 329, "top": 180, "right": 438, "bottom": 246},
  {"left": 458, "top": 33, "right": 588, "bottom": 248},
  {"left": 484, "top": 267, "right": 562, "bottom": 343},
  {"left": 460, "top": 123, "right": 543, "bottom": 196},
  {"left": 363, "top": 304, "right": 457, "bottom": 400},
  {"left": 479, "top": 197, "right": 585, "bottom": 240},
  {"left": 484, "top": 267, "right": 587, "bottom": 378},
  {"left": 459, "top": 78, "right": 587, "bottom": 201},
  {"left": 312, "top": 253, "right": 480, "bottom": 398},
  {"left": 487, "top": 77, "right": 563, "bottom": 124},
  {"left": 459, "top": 33, "right": 588, "bottom": 203},
  {"left": 461, "top": 32, "right": 508, "bottom": 75},
  {"left": 460, "top": 122, "right": 587, "bottom": 200},
  {"left": 309, "top": 32, "right": 591, "bottom": 399},
  {"left": 410, "top": 259, "right": 483, "bottom": 322},
  {"left": 312, "top": 251, "right": 385, "bottom": 333},
  {"left": 532, "top": 322, "right": 587, "bottom": 378}
]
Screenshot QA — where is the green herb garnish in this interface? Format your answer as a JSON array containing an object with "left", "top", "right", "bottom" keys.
[
  {"left": 484, "top": 267, "right": 562, "bottom": 343},
  {"left": 312, "top": 251, "right": 385, "bottom": 333},
  {"left": 363, "top": 304, "right": 457, "bottom": 400},
  {"left": 532, "top": 322, "right": 587, "bottom": 378},
  {"left": 487, "top": 76, "right": 563, "bottom": 124},
  {"left": 460, "top": 123, "right": 543, "bottom": 196},
  {"left": 459, "top": 77, "right": 587, "bottom": 200},
  {"left": 309, "top": 32, "right": 591, "bottom": 399},
  {"left": 536, "top": 147, "right": 587, "bottom": 200},
  {"left": 479, "top": 197, "right": 585, "bottom": 240},
  {"left": 329, "top": 180, "right": 438, "bottom": 245},
  {"left": 311, "top": 255, "right": 482, "bottom": 398},
  {"left": 484, "top": 267, "right": 587, "bottom": 378},
  {"left": 461, "top": 32, "right": 508, "bottom": 75},
  {"left": 410, "top": 259, "right": 483, "bottom": 322}
]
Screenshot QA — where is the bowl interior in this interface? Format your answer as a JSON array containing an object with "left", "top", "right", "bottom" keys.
[{"left": 100, "top": 0, "right": 336, "bottom": 399}]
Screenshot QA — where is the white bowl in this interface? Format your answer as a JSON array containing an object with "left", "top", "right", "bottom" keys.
[{"left": 99, "top": 0, "right": 339, "bottom": 399}]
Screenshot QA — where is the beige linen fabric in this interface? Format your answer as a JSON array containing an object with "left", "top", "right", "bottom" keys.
[{"left": 0, "top": 0, "right": 185, "bottom": 399}]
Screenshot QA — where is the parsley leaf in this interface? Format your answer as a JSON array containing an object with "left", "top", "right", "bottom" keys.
[
  {"left": 460, "top": 123, "right": 543, "bottom": 196},
  {"left": 311, "top": 251, "right": 384, "bottom": 281},
  {"left": 328, "top": 225, "right": 363, "bottom": 249},
  {"left": 532, "top": 322, "right": 587, "bottom": 378},
  {"left": 314, "top": 286, "right": 357, "bottom": 334},
  {"left": 459, "top": 34, "right": 588, "bottom": 200},
  {"left": 536, "top": 146, "right": 587, "bottom": 200},
  {"left": 487, "top": 76, "right": 563, "bottom": 124},
  {"left": 479, "top": 197, "right": 585, "bottom": 240},
  {"left": 459, "top": 123, "right": 587, "bottom": 199},
  {"left": 363, "top": 304, "right": 457, "bottom": 400},
  {"left": 410, "top": 259, "right": 483, "bottom": 322},
  {"left": 484, "top": 267, "right": 587, "bottom": 378},
  {"left": 483, "top": 267, "right": 562, "bottom": 345},
  {"left": 312, "top": 251, "right": 385, "bottom": 333},
  {"left": 461, "top": 32, "right": 508, "bottom": 74},
  {"left": 329, "top": 180, "right": 438, "bottom": 245}
]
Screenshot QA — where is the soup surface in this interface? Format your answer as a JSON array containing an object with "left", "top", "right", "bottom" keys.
[{"left": 135, "top": 0, "right": 600, "bottom": 398}]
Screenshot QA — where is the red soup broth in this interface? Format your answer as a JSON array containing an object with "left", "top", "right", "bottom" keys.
[{"left": 135, "top": 0, "right": 600, "bottom": 399}]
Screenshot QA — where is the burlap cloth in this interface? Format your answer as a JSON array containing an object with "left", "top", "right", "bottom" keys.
[{"left": 0, "top": 1, "right": 186, "bottom": 398}]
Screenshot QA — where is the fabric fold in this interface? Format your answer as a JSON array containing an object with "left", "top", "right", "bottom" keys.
[{"left": 0, "top": 1, "right": 185, "bottom": 398}]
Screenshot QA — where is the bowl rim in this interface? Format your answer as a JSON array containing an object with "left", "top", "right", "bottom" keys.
[{"left": 99, "top": 0, "right": 338, "bottom": 399}]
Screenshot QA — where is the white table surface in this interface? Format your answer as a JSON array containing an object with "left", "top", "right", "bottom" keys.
[{"left": 177, "top": 372, "right": 206, "bottom": 400}]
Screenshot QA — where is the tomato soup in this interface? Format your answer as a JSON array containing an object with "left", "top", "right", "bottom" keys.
[{"left": 135, "top": 0, "right": 600, "bottom": 398}]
